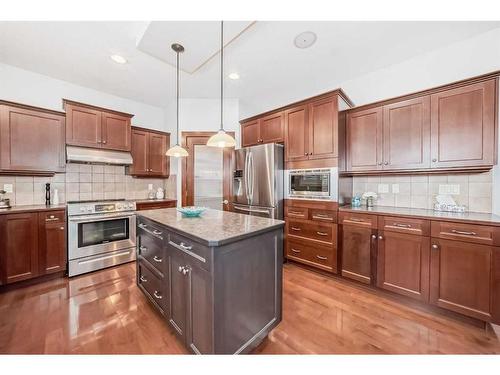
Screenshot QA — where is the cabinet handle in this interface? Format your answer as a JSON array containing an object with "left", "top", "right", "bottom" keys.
[
  {"left": 316, "top": 231, "right": 328, "bottom": 236},
  {"left": 384, "top": 162, "right": 388, "bottom": 165},
  {"left": 378, "top": 235, "right": 383, "bottom": 240},
  {"left": 139, "top": 246, "right": 148, "bottom": 252},
  {"left": 349, "top": 217, "right": 364, "bottom": 222},
  {"left": 313, "top": 214, "right": 330, "bottom": 218},
  {"left": 291, "top": 248, "right": 301, "bottom": 253},
  {"left": 140, "top": 275, "right": 148, "bottom": 283},
  {"left": 182, "top": 267, "right": 190, "bottom": 275},
  {"left": 432, "top": 244, "right": 439, "bottom": 250},
  {"left": 451, "top": 229, "right": 476, "bottom": 236},
  {"left": 371, "top": 234, "right": 377, "bottom": 239},
  {"left": 304, "top": 153, "right": 308, "bottom": 156},
  {"left": 179, "top": 242, "right": 193, "bottom": 251},
  {"left": 316, "top": 255, "right": 328, "bottom": 260},
  {"left": 393, "top": 223, "right": 411, "bottom": 228},
  {"left": 153, "top": 256, "right": 163, "bottom": 263},
  {"left": 60, "top": 226, "right": 65, "bottom": 230},
  {"left": 46, "top": 217, "right": 59, "bottom": 222},
  {"left": 289, "top": 211, "right": 304, "bottom": 216},
  {"left": 378, "top": 162, "right": 382, "bottom": 165},
  {"left": 138, "top": 223, "right": 147, "bottom": 228},
  {"left": 432, "top": 158, "right": 437, "bottom": 162},
  {"left": 291, "top": 227, "right": 301, "bottom": 231},
  {"left": 153, "top": 291, "right": 162, "bottom": 299},
  {"left": 178, "top": 266, "right": 184, "bottom": 273},
  {"left": 153, "top": 229, "right": 163, "bottom": 235}
]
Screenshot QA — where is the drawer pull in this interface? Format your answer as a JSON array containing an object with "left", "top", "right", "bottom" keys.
[
  {"left": 312, "top": 214, "right": 331, "bottom": 220},
  {"left": 432, "top": 244, "right": 439, "bottom": 250},
  {"left": 138, "top": 223, "right": 147, "bottom": 228},
  {"left": 139, "top": 246, "right": 148, "bottom": 252},
  {"left": 289, "top": 212, "right": 304, "bottom": 217},
  {"left": 153, "top": 256, "right": 163, "bottom": 263},
  {"left": 349, "top": 217, "right": 364, "bottom": 222},
  {"left": 291, "top": 248, "right": 301, "bottom": 253},
  {"left": 153, "top": 291, "right": 162, "bottom": 299},
  {"left": 153, "top": 229, "right": 163, "bottom": 235},
  {"left": 451, "top": 229, "right": 477, "bottom": 236},
  {"left": 180, "top": 242, "right": 193, "bottom": 251},
  {"left": 316, "top": 231, "right": 328, "bottom": 236},
  {"left": 316, "top": 255, "right": 328, "bottom": 260},
  {"left": 291, "top": 227, "right": 301, "bottom": 231},
  {"left": 60, "top": 226, "right": 65, "bottom": 230},
  {"left": 393, "top": 223, "right": 411, "bottom": 228},
  {"left": 46, "top": 217, "right": 59, "bottom": 222},
  {"left": 140, "top": 275, "right": 148, "bottom": 283}
]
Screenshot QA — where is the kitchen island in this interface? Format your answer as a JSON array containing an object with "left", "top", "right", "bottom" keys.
[{"left": 135, "top": 208, "right": 284, "bottom": 354}]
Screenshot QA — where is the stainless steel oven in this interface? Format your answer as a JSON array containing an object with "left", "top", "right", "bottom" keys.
[
  {"left": 285, "top": 168, "right": 338, "bottom": 200},
  {"left": 67, "top": 200, "right": 137, "bottom": 276}
]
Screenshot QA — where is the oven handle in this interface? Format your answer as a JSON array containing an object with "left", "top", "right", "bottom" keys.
[{"left": 69, "top": 213, "right": 136, "bottom": 223}]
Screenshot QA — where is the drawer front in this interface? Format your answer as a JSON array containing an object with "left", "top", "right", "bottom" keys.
[
  {"left": 285, "top": 207, "right": 308, "bottom": 219},
  {"left": 378, "top": 216, "right": 430, "bottom": 236},
  {"left": 137, "top": 218, "right": 166, "bottom": 241},
  {"left": 42, "top": 210, "right": 66, "bottom": 223},
  {"left": 339, "top": 212, "right": 377, "bottom": 228},
  {"left": 431, "top": 221, "right": 499, "bottom": 246},
  {"left": 286, "top": 239, "right": 336, "bottom": 272},
  {"left": 287, "top": 219, "right": 336, "bottom": 244},
  {"left": 138, "top": 260, "right": 166, "bottom": 312},
  {"left": 138, "top": 230, "right": 165, "bottom": 274},
  {"left": 310, "top": 209, "right": 337, "bottom": 223},
  {"left": 168, "top": 232, "right": 211, "bottom": 272}
]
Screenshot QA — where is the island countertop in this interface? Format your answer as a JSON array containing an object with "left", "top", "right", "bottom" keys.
[{"left": 137, "top": 208, "right": 285, "bottom": 246}]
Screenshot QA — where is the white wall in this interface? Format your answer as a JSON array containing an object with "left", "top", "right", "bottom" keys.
[{"left": 0, "top": 62, "right": 166, "bottom": 131}]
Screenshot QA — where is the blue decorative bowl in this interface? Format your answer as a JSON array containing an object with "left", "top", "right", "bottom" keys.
[{"left": 177, "top": 206, "right": 207, "bottom": 217}]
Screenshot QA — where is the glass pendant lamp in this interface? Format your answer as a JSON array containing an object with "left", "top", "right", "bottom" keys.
[
  {"left": 166, "top": 43, "right": 189, "bottom": 157},
  {"left": 207, "top": 21, "right": 236, "bottom": 148}
]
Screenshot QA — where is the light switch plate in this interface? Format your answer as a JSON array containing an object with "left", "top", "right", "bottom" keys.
[
  {"left": 3, "top": 184, "right": 13, "bottom": 193},
  {"left": 392, "top": 184, "right": 400, "bottom": 194},
  {"left": 378, "top": 184, "right": 389, "bottom": 194},
  {"left": 148, "top": 184, "right": 153, "bottom": 190}
]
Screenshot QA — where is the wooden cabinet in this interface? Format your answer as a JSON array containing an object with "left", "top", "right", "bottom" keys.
[
  {"left": 241, "top": 112, "right": 284, "bottom": 147},
  {"left": 64, "top": 100, "right": 133, "bottom": 151},
  {"left": 340, "top": 223, "right": 377, "bottom": 284},
  {"left": 430, "top": 79, "right": 496, "bottom": 169},
  {"left": 308, "top": 96, "right": 339, "bottom": 160},
  {"left": 38, "top": 211, "right": 66, "bottom": 275},
  {"left": 284, "top": 105, "right": 309, "bottom": 162},
  {"left": 241, "top": 120, "right": 260, "bottom": 147},
  {"left": 0, "top": 102, "right": 65, "bottom": 175},
  {"left": 128, "top": 126, "right": 170, "bottom": 178}
]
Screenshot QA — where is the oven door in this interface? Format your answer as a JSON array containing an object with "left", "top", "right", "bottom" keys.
[
  {"left": 289, "top": 172, "right": 330, "bottom": 198},
  {"left": 68, "top": 213, "right": 136, "bottom": 260}
]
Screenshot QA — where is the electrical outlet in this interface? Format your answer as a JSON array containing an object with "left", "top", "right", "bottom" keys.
[
  {"left": 148, "top": 184, "right": 153, "bottom": 190},
  {"left": 378, "top": 184, "right": 389, "bottom": 194},
  {"left": 3, "top": 184, "right": 13, "bottom": 193},
  {"left": 392, "top": 184, "right": 400, "bottom": 194}
]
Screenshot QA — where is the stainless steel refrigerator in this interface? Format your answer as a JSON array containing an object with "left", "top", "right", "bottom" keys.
[{"left": 232, "top": 143, "right": 284, "bottom": 219}]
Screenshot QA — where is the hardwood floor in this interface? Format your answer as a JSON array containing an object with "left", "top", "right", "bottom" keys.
[{"left": 1, "top": 262, "right": 499, "bottom": 354}]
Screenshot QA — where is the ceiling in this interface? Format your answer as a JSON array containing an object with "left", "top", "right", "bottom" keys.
[{"left": 0, "top": 21, "right": 499, "bottom": 112}]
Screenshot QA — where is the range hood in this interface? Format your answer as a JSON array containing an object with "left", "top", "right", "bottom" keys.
[{"left": 66, "top": 146, "right": 133, "bottom": 165}]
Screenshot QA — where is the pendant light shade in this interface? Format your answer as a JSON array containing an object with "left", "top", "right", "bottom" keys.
[
  {"left": 166, "top": 43, "right": 189, "bottom": 157},
  {"left": 207, "top": 21, "right": 236, "bottom": 148}
]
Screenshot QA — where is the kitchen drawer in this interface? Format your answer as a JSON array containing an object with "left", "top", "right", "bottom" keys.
[
  {"left": 286, "top": 239, "right": 336, "bottom": 272},
  {"left": 285, "top": 207, "right": 308, "bottom": 219},
  {"left": 138, "top": 230, "right": 165, "bottom": 275},
  {"left": 287, "top": 219, "right": 336, "bottom": 244},
  {"left": 310, "top": 209, "right": 337, "bottom": 223},
  {"left": 168, "top": 232, "right": 211, "bottom": 272},
  {"left": 339, "top": 212, "right": 377, "bottom": 228},
  {"left": 137, "top": 218, "right": 166, "bottom": 241},
  {"left": 378, "top": 216, "right": 430, "bottom": 236},
  {"left": 137, "top": 260, "right": 167, "bottom": 312},
  {"left": 41, "top": 210, "right": 66, "bottom": 223},
  {"left": 431, "top": 221, "right": 500, "bottom": 246}
]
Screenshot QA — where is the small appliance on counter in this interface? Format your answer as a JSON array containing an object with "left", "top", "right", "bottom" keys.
[
  {"left": 362, "top": 192, "right": 378, "bottom": 207},
  {"left": 434, "top": 194, "right": 467, "bottom": 213},
  {"left": 0, "top": 190, "right": 11, "bottom": 209},
  {"left": 156, "top": 187, "right": 165, "bottom": 199}
]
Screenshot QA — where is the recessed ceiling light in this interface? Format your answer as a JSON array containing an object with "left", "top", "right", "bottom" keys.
[
  {"left": 228, "top": 72, "right": 240, "bottom": 80},
  {"left": 294, "top": 31, "right": 317, "bottom": 49},
  {"left": 110, "top": 54, "right": 127, "bottom": 64}
]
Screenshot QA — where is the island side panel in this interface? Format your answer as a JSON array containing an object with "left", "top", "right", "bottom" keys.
[{"left": 213, "top": 228, "right": 283, "bottom": 354}]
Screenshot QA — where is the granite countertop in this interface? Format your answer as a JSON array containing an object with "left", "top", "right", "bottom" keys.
[
  {"left": 339, "top": 205, "right": 500, "bottom": 226},
  {"left": 0, "top": 204, "right": 66, "bottom": 215},
  {"left": 137, "top": 208, "right": 285, "bottom": 246}
]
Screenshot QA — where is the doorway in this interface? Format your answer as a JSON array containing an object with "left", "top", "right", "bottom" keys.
[{"left": 181, "top": 131, "right": 234, "bottom": 211}]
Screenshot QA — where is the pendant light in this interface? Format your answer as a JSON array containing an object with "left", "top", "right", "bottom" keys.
[
  {"left": 166, "top": 43, "right": 189, "bottom": 157},
  {"left": 207, "top": 21, "right": 236, "bottom": 148}
]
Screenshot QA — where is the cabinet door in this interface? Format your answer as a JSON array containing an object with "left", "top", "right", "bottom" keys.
[
  {"left": 0, "top": 105, "right": 65, "bottom": 173},
  {"left": 38, "top": 215, "right": 66, "bottom": 275},
  {"left": 383, "top": 96, "right": 430, "bottom": 170},
  {"left": 308, "top": 97, "right": 338, "bottom": 160},
  {"left": 285, "top": 105, "right": 309, "bottom": 162},
  {"left": 241, "top": 120, "right": 260, "bottom": 147},
  {"left": 341, "top": 225, "right": 376, "bottom": 284},
  {"left": 430, "top": 80, "right": 496, "bottom": 168},
  {"left": 346, "top": 107, "right": 383, "bottom": 171},
  {"left": 430, "top": 238, "right": 493, "bottom": 321},
  {"left": 101, "top": 112, "right": 131, "bottom": 151},
  {"left": 0, "top": 213, "right": 39, "bottom": 284},
  {"left": 260, "top": 112, "right": 284, "bottom": 144},
  {"left": 377, "top": 231, "right": 430, "bottom": 301},
  {"left": 168, "top": 249, "right": 188, "bottom": 340},
  {"left": 129, "top": 128, "right": 149, "bottom": 176},
  {"left": 65, "top": 103, "right": 102, "bottom": 148},
  {"left": 149, "top": 132, "right": 168, "bottom": 177}
]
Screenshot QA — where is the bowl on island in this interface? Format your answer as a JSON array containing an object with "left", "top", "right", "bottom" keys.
[{"left": 177, "top": 206, "right": 207, "bottom": 217}]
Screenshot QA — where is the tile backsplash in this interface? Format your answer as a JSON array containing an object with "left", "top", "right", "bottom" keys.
[
  {"left": 0, "top": 164, "right": 176, "bottom": 206},
  {"left": 352, "top": 171, "right": 493, "bottom": 213}
]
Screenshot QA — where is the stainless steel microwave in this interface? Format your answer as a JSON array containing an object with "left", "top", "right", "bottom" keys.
[{"left": 285, "top": 168, "right": 338, "bottom": 200}]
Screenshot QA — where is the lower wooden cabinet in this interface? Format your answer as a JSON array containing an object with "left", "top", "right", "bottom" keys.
[
  {"left": 39, "top": 215, "right": 67, "bottom": 275},
  {"left": 377, "top": 231, "right": 430, "bottom": 302},
  {"left": 340, "top": 224, "right": 377, "bottom": 284}
]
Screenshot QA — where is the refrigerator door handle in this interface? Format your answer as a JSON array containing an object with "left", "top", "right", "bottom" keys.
[
  {"left": 249, "top": 152, "right": 254, "bottom": 203},
  {"left": 233, "top": 205, "right": 271, "bottom": 215},
  {"left": 244, "top": 151, "right": 250, "bottom": 202}
]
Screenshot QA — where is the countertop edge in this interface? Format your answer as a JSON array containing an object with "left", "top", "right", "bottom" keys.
[{"left": 0, "top": 204, "right": 66, "bottom": 215}]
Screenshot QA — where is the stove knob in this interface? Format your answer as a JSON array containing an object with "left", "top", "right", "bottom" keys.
[
  {"left": 87, "top": 206, "right": 93, "bottom": 212},
  {"left": 80, "top": 207, "right": 86, "bottom": 212},
  {"left": 116, "top": 204, "right": 123, "bottom": 210}
]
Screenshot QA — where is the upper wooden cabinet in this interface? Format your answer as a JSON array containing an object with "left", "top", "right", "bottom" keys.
[
  {"left": 64, "top": 100, "right": 133, "bottom": 151},
  {"left": 345, "top": 76, "right": 498, "bottom": 174},
  {"left": 241, "top": 112, "right": 284, "bottom": 147},
  {"left": 0, "top": 102, "right": 66, "bottom": 175},
  {"left": 284, "top": 105, "right": 309, "bottom": 162},
  {"left": 128, "top": 126, "right": 170, "bottom": 178}
]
